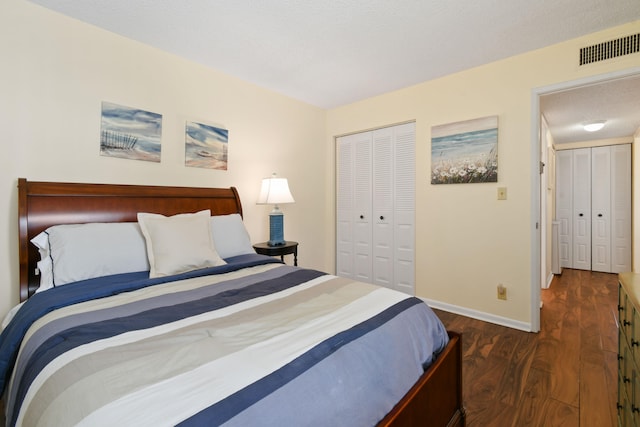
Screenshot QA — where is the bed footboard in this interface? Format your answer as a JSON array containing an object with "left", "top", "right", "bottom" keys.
[{"left": 378, "top": 331, "right": 464, "bottom": 427}]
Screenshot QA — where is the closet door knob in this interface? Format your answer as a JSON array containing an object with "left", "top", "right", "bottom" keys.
[
  {"left": 359, "top": 215, "right": 364, "bottom": 219},
  {"left": 598, "top": 214, "right": 603, "bottom": 217},
  {"left": 579, "top": 213, "right": 584, "bottom": 217},
  {"left": 379, "top": 216, "right": 384, "bottom": 220}
]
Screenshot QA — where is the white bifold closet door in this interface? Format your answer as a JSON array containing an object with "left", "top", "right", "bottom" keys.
[
  {"left": 555, "top": 144, "right": 631, "bottom": 273},
  {"left": 336, "top": 131, "right": 373, "bottom": 283},
  {"left": 336, "top": 122, "right": 415, "bottom": 295},
  {"left": 610, "top": 144, "right": 632, "bottom": 273},
  {"left": 590, "top": 146, "right": 611, "bottom": 272},
  {"left": 572, "top": 148, "right": 591, "bottom": 270}
]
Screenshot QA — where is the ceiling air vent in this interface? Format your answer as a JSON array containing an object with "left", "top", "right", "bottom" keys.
[{"left": 580, "top": 33, "right": 640, "bottom": 65}]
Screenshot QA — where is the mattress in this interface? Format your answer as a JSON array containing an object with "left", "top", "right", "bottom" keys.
[{"left": 0, "top": 254, "right": 448, "bottom": 427}]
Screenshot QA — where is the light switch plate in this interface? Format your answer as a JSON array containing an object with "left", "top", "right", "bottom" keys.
[{"left": 497, "top": 187, "right": 507, "bottom": 200}]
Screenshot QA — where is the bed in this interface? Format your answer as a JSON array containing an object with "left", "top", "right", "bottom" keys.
[{"left": 0, "top": 178, "right": 464, "bottom": 426}]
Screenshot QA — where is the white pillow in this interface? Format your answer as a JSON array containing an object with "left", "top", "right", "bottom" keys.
[
  {"left": 210, "top": 214, "right": 255, "bottom": 259},
  {"left": 31, "top": 232, "right": 54, "bottom": 291},
  {"left": 41, "top": 222, "right": 150, "bottom": 287},
  {"left": 35, "top": 256, "right": 54, "bottom": 293},
  {"left": 138, "top": 210, "right": 226, "bottom": 278}
]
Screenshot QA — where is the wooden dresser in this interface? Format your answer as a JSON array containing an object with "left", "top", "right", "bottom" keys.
[{"left": 619, "top": 272, "right": 640, "bottom": 426}]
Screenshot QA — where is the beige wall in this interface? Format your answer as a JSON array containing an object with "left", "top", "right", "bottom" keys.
[
  {"left": 327, "top": 21, "right": 640, "bottom": 330},
  {"left": 0, "top": 0, "right": 329, "bottom": 318},
  {"left": 635, "top": 130, "right": 640, "bottom": 273}
]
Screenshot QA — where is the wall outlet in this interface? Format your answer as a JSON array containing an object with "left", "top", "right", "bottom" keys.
[{"left": 497, "top": 284, "right": 507, "bottom": 300}]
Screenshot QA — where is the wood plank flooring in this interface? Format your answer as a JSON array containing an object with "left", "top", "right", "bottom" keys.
[{"left": 434, "top": 268, "right": 619, "bottom": 427}]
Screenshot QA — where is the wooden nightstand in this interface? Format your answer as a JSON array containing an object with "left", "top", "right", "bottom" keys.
[{"left": 253, "top": 241, "right": 298, "bottom": 266}]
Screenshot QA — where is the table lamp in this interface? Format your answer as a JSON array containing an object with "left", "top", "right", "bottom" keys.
[{"left": 257, "top": 173, "right": 295, "bottom": 246}]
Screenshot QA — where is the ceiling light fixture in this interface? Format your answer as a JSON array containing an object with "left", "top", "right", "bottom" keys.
[{"left": 583, "top": 120, "right": 606, "bottom": 132}]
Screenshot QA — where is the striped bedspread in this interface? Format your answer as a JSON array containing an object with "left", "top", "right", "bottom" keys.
[{"left": 0, "top": 255, "right": 448, "bottom": 427}]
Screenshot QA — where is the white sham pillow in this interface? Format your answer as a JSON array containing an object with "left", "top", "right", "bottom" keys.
[
  {"left": 40, "top": 222, "right": 150, "bottom": 287},
  {"left": 138, "top": 210, "right": 226, "bottom": 278},
  {"left": 210, "top": 214, "right": 255, "bottom": 259},
  {"left": 31, "top": 232, "right": 54, "bottom": 291}
]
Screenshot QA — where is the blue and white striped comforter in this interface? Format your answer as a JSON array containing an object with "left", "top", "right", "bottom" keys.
[{"left": 0, "top": 255, "right": 448, "bottom": 427}]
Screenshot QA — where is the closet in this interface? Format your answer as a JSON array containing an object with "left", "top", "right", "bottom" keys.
[
  {"left": 555, "top": 144, "right": 631, "bottom": 273},
  {"left": 336, "top": 122, "right": 415, "bottom": 295}
]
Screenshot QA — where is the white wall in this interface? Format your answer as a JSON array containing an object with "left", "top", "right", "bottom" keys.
[
  {"left": 0, "top": 0, "right": 329, "bottom": 318},
  {"left": 327, "top": 21, "right": 640, "bottom": 330}
]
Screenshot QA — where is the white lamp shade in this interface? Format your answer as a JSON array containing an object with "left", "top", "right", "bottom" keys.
[{"left": 257, "top": 175, "right": 295, "bottom": 205}]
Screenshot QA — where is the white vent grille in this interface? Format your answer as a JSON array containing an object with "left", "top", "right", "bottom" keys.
[{"left": 580, "top": 33, "right": 640, "bottom": 65}]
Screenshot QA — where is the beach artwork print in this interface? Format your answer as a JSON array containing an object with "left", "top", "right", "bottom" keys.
[
  {"left": 100, "top": 102, "right": 162, "bottom": 163},
  {"left": 431, "top": 116, "right": 498, "bottom": 184},
  {"left": 185, "top": 121, "right": 228, "bottom": 170}
]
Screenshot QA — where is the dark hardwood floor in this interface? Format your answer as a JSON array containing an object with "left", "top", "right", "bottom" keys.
[{"left": 434, "top": 268, "right": 618, "bottom": 427}]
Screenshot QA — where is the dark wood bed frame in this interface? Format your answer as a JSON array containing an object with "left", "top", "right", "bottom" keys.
[{"left": 16, "top": 178, "right": 465, "bottom": 427}]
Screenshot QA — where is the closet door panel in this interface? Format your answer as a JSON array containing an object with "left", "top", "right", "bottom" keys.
[
  {"left": 394, "top": 211, "right": 415, "bottom": 294},
  {"left": 555, "top": 150, "right": 573, "bottom": 268},
  {"left": 572, "top": 148, "right": 591, "bottom": 270},
  {"left": 591, "top": 146, "right": 611, "bottom": 272},
  {"left": 393, "top": 123, "right": 416, "bottom": 295},
  {"left": 353, "top": 133, "right": 373, "bottom": 282},
  {"left": 611, "top": 144, "right": 632, "bottom": 273},
  {"left": 372, "top": 127, "right": 394, "bottom": 287},
  {"left": 336, "top": 218, "right": 354, "bottom": 278},
  {"left": 336, "top": 135, "right": 355, "bottom": 278},
  {"left": 336, "top": 132, "right": 373, "bottom": 281}
]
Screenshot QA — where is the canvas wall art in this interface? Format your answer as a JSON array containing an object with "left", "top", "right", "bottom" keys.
[
  {"left": 431, "top": 116, "right": 498, "bottom": 184},
  {"left": 100, "top": 101, "right": 162, "bottom": 163},
  {"left": 185, "top": 121, "right": 228, "bottom": 170}
]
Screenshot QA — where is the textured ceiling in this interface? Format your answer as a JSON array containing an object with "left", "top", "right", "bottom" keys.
[
  {"left": 541, "top": 75, "right": 640, "bottom": 145},
  {"left": 28, "top": 0, "right": 640, "bottom": 142}
]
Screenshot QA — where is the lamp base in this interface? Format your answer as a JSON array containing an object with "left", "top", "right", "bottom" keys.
[{"left": 268, "top": 211, "right": 286, "bottom": 246}]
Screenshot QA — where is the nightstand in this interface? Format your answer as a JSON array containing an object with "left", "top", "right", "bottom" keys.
[{"left": 253, "top": 241, "right": 298, "bottom": 266}]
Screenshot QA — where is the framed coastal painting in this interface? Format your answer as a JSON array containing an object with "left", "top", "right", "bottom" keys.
[
  {"left": 431, "top": 116, "right": 498, "bottom": 184},
  {"left": 185, "top": 121, "right": 228, "bottom": 170},
  {"left": 100, "top": 101, "right": 162, "bottom": 163}
]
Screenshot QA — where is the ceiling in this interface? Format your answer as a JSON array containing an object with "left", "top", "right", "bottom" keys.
[
  {"left": 540, "top": 74, "right": 640, "bottom": 145},
  {"left": 29, "top": 0, "right": 640, "bottom": 142}
]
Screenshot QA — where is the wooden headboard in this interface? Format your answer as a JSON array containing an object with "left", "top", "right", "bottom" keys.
[{"left": 18, "top": 178, "right": 243, "bottom": 302}]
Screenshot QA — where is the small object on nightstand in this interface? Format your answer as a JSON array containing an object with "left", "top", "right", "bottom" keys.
[
  {"left": 253, "top": 241, "right": 298, "bottom": 266},
  {"left": 256, "top": 173, "right": 295, "bottom": 246}
]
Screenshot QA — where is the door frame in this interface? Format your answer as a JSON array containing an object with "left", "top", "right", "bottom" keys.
[{"left": 530, "top": 66, "right": 640, "bottom": 332}]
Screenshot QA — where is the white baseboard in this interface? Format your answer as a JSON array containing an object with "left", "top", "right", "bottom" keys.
[
  {"left": 543, "top": 272, "right": 554, "bottom": 289},
  {"left": 422, "top": 298, "right": 533, "bottom": 332}
]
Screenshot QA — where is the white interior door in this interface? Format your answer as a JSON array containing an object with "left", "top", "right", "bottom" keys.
[
  {"left": 336, "top": 135, "right": 354, "bottom": 279},
  {"left": 372, "top": 127, "right": 394, "bottom": 288},
  {"left": 353, "top": 133, "right": 373, "bottom": 282},
  {"left": 611, "top": 144, "right": 632, "bottom": 273},
  {"left": 555, "top": 150, "right": 573, "bottom": 268},
  {"left": 591, "top": 146, "right": 611, "bottom": 272},
  {"left": 393, "top": 123, "right": 416, "bottom": 295},
  {"left": 572, "top": 148, "right": 591, "bottom": 270},
  {"left": 336, "top": 132, "right": 373, "bottom": 281}
]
